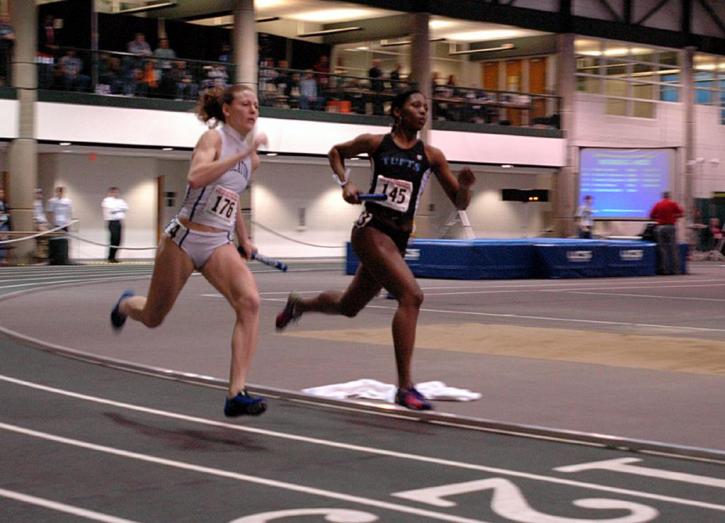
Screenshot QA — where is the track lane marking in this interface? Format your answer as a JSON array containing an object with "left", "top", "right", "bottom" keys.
[
  {"left": 0, "top": 422, "right": 485, "bottom": 523},
  {"left": 0, "top": 487, "right": 139, "bottom": 523},
  {"left": 1, "top": 375, "right": 724, "bottom": 512}
]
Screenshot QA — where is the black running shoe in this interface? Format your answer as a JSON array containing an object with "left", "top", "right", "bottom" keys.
[
  {"left": 224, "top": 390, "right": 267, "bottom": 417},
  {"left": 395, "top": 386, "right": 433, "bottom": 411},
  {"left": 110, "top": 289, "right": 134, "bottom": 332},
  {"left": 275, "top": 293, "right": 302, "bottom": 331}
]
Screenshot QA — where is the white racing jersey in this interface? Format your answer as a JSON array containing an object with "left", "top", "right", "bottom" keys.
[{"left": 177, "top": 125, "right": 252, "bottom": 231}]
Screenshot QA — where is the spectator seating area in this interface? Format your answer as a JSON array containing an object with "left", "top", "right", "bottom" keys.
[{"left": 27, "top": 47, "right": 561, "bottom": 130}]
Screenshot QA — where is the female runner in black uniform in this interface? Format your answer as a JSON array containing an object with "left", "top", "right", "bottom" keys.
[{"left": 276, "top": 89, "right": 475, "bottom": 410}]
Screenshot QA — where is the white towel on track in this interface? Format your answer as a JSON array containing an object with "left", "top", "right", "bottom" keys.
[{"left": 302, "top": 379, "right": 481, "bottom": 403}]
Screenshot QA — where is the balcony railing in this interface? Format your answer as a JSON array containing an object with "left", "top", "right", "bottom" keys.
[{"left": 31, "top": 48, "right": 561, "bottom": 130}]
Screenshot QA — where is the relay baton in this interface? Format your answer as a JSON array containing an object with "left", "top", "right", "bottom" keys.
[
  {"left": 358, "top": 193, "right": 387, "bottom": 201},
  {"left": 237, "top": 246, "right": 288, "bottom": 272},
  {"left": 252, "top": 251, "right": 288, "bottom": 272}
]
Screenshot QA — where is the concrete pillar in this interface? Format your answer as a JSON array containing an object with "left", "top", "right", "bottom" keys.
[
  {"left": 409, "top": 13, "right": 431, "bottom": 134},
  {"left": 7, "top": 0, "right": 38, "bottom": 262},
  {"left": 553, "top": 33, "right": 576, "bottom": 237},
  {"left": 682, "top": 47, "right": 695, "bottom": 214},
  {"left": 233, "top": 0, "right": 257, "bottom": 91}
]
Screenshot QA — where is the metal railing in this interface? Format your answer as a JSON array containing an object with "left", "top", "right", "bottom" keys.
[{"left": 32, "top": 47, "right": 561, "bottom": 129}]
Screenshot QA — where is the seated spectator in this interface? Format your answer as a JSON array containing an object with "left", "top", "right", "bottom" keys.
[
  {"left": 258, "top": 56, "right": 278, "bottom": 105},
  {"left": 169, "top": 60, "right": 197, "bottom": 100},
  {"left": 203, "top": 64, "right": 228, "bottom": 90},
  {"left": 97, "top": 54, "right": 125, "bottom": 95},
  {"left": 274, "top": 59, "right": 291, "bottom": 95},
  {"left": 298, "top": 70, "right": 322, "bottom": 111},
  {"left": 287, "top": 71, "right": 301, "bottom": 108},
  {"left": 58, "top": 49, "right": 89, "bottom": 91}
]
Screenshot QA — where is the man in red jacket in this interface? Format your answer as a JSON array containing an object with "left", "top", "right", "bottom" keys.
[{"left": 649, "top": 191, "right": 684, "bottom": 275}]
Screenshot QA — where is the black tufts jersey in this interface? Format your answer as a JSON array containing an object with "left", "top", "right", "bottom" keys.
[{"left": 365, "top": 134, "right": 432, "bottom": 230}]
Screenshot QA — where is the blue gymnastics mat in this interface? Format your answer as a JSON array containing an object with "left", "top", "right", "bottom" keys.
[{"left": 345, "top": 238, "right": 685, "bottom": 279}]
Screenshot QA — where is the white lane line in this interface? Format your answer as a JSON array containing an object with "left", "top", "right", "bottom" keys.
[
  {"left": 0, "top": 422, "right": 486, "bottom": 523},
  {"left": 362, "top": 305, "right": 725, "bottom": 333},
  {"left": 0, "top": 487, "right": 139, "bottom": 523},
  {"left": 2, "top": 375, "right": 724, "bottom": 512},
  {"left": 566, "top": 291, "right": 725, "bottom": 303}
]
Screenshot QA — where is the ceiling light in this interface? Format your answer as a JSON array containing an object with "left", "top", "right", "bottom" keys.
[
  {"left": 266, "top": 152, "right": 278, "bottom": 156},
  {"left": 446, "top": 29, "right": 526, "bottom": 42},
  {"left": 291, "top": 8, "right": 375, "bottom": 23},
  {"left": 162, "top": 147, "right": 173, "bottom": 151},
  {"left": 501, "top": 164, "right": 514, "bottom": 168},
  {"left": 298, "top": 27, "right": 362, "bottom": 38},
  {"left": 59, "top": 141, "right": 71, "bottom": 146},
  {"left": 380, "top": 37, "right": 446, "bottom": 47},
  {"left": 449, "top": 43, "right": 515, "bottom": 55},
  {"left": 117, "top": 1, "right": 176, "bottom": 15}
]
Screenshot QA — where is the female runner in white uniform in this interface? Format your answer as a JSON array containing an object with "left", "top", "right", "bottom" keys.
[{"left": 110, "top": 85, "right": 268, "bottom": 417}]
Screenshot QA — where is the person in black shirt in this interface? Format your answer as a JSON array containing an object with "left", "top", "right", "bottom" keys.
[{"left": 275, "top": 89, "right": 475, "bottom": 410}]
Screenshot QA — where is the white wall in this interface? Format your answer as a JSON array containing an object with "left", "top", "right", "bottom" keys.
[
  {"left": 0, "top": 101, "right": 564, "bottom": 166},
  {"left": 44, "top": 153, "right": 160, "bottom": 259}
]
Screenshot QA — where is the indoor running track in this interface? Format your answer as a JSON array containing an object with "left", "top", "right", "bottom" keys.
[{"left": 1, "top": 333, "right": 724, "bottom": 522}]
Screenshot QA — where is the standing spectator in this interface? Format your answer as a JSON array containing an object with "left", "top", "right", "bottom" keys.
[
  {"left": 313, "top": 54, "right": 330, "bottom": 91},
  {"left": 0, "top": 187, "right": 10, "bottom": 265},
  {"left": 575, "top": 194, "right": 594, "bottom": 239},
  {"left": 46, "top": 186, "right": 73, "bottom": 230},
  {"left": 389, "top": 63, "right": 402, "bottom": 93},
  {"left": 258, "top": 56, "right": 277, "bottom": 105},
  {"left": 153, "top": 37, "right": 176, "bottom": 83},
  {"left": 298, "top": 69, "right": 321, "bottom": 110},
  {"left": 127, "top": 32, "right": 152, "bottom": 57},
  {"left": 102, "top": 187, "right": 128, "bottom": 263},
  {"left": 0, "top": 13, "right": 14, "bottom": 86},
  {"left": 707, "top": 217, "right": 724, "bottom": 253},
  {"left": 218, "top": 43, "right": 231, "bottom": 63},
  {"left": 368, "top": 59, "right": 384, "bottom": 115},
  {"left": 649, "top": 191, "right": 684, "bottom": 275},
  {"left": 33, "top": 188, "right": 49, "bottom": 260}
]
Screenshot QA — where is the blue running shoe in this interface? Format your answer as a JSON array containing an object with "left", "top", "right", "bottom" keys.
[
  {"left": 224, "top": 390, "right": 267, "bottom": 417},
  {"left": 110, "top": 289, "right": 134, "bottom": 332},
  {"left": 395, "top": 386, "right": 433, "bottom": 411}
]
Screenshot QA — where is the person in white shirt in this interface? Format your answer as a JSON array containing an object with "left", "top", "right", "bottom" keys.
[
  {"left": 33, "top": 188, "right": 49, "bottom": 260},
  {"left": 575, "top": 194, "right": 594, "bottom": 239},
  {"left": 101, "top": 186, "right": 128, "bottom": 263},
  {"left": 46, "top": 186, "right": 73, "bottom": 230}
]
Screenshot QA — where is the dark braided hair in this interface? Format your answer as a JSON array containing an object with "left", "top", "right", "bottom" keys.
[
  {"left": 195, "top": 85, "right": 255, "bottom": 126},
  {"left": 390, "top": 89, "right": 423, "bottom": 131}
]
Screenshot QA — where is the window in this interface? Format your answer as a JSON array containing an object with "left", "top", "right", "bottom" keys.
[{"left": 575, "top": 37, "right": 682, "bottom": 119}]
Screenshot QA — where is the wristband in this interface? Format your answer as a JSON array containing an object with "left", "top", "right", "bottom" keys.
[{"left": 332, "top": 168, "right": 351, "bottom": 187}]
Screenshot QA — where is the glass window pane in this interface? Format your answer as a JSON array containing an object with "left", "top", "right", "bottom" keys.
[
  {"left": 633, "top": 101, "right": 656, "bottom": 118},
  {"left": 659, "top": 51, "right": 679, "bottom": 67},
  {"left": 606, "top": 98, "right": 627, "bottom": 115},
  {"left": 602, "top": 61, "right": 627, "bottom": 77},
  {"left": 696, "top": 89, "right": 713, "bottom": 105},
  {"left": 660, "top": 84, "right": 679, "bottom": 102},
  {"left": 576, "top": 56, "right": 601, "bottom": 74},
  {"left": 576, "top": 75, "right": 601, "bottom": 93},
  {"left": 605, "top": 78, "right": 628, "bottom": 97},
  {"left": 632, "top": 82, "right": 655, "bottom": 100}
]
